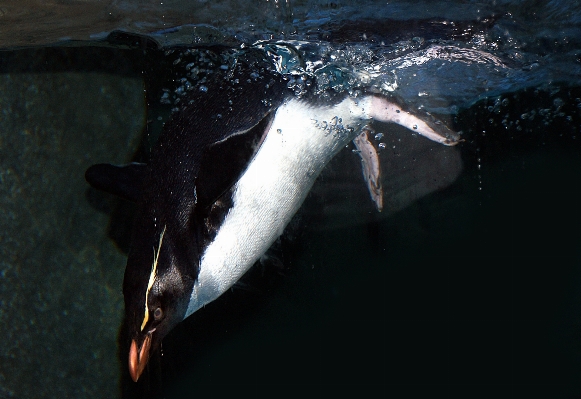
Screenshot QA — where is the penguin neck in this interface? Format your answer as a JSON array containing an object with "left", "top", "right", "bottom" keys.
[{"left": 186, "top": 95, "right": 372, "bottom": 316}]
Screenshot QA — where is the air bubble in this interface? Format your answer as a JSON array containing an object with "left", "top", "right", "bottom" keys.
[{"left": 160, "top": 92, "right": 170, "bottom": 104}]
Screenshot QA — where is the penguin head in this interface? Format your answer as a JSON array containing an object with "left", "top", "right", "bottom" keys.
[{"left": 123, "top": 220, "right": 197, "bottom": 382}]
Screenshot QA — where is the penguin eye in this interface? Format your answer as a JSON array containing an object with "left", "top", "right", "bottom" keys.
[{"left": 153, "top": 307, "right": 163, "bottom": 320}]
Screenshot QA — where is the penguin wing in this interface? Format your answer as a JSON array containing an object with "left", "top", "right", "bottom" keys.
[
  {"left": 85, "top": 162, "right": 146, "bottom": 202},
  {"left": 194, "top": 111, "right": 276, "bottom": 211},
  {"left": 83, "top": 108, "right": 274, "bottom": 207}
]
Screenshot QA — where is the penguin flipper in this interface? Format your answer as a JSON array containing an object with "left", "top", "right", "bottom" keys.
[
  {"left": 85, "top": 162, "right": 146, "bottom": 203},
  {"left": 353, "top": 127, "right": 383, "bottom": 212},
  {"left": 195, "top": 111, "right": 275, "bottom": 210}
]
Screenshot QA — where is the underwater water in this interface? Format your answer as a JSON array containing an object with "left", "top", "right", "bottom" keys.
[{"left": 1, "top": 0, "right": 581, "bottom": 398}]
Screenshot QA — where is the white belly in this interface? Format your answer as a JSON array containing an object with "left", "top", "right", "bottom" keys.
[{"left": 186, "top": 95, "right": 371, "bottom": 316}]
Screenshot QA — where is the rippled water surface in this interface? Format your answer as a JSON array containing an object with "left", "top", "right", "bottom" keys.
[{"left": 1, "top": 1, "right": 581, "bottom": 398}]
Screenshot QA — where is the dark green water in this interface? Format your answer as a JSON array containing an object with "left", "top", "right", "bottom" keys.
[{"left": 0, "top": 46, "right": 145, "bottom": 398}]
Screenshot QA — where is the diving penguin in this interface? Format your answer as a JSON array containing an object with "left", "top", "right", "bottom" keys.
[{"left": 85, "top": 46, "right": 460, "bottom": 382}]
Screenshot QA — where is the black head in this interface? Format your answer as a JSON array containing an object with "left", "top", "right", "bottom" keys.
[
  {"left": 85, "top": 162, "right": 199, "bottom": 382},
  {"left": 123, "top": 208, "right": 198, "bottom": 382}
]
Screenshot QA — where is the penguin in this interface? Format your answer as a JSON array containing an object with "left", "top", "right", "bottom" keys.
[{"left": 85, "top": 43, "right": 460, "bottom": 383}]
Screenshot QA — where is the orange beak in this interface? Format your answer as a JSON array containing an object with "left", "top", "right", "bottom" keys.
[{"left": 128, "top": 334, "right": 152, "bottom": 382}]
